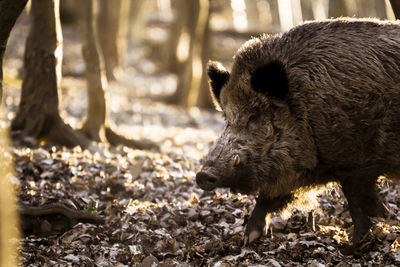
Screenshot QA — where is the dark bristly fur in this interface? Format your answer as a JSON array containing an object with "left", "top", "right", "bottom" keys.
[
  {"left": 196, "top": 18, "right": 400, "bottom": 248},
  {"left": 251, "top": 61, "right": 289, "bottom": 99}
]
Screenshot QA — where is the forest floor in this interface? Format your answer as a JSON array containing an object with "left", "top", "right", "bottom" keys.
[{"left": 2, "top": 15, "right": 400, "bottom": 267}]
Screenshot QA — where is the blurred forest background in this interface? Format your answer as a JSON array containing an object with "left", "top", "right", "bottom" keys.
[
  {"left": 0, "top": 0, "right": 399, "bottom": 266},
  {"left": 1, "top": 0, "right": 398, "bottom": 141}
]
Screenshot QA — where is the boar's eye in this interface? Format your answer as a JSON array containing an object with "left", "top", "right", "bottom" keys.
[{"left": 232, "top": 154, "right": 241, "bottom": 166}]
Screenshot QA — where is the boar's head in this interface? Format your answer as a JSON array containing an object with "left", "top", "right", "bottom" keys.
[{"left": 196, "top": 43, "right": 317, "bottom": 197}]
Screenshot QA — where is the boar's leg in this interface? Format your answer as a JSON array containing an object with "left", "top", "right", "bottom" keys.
[
  {"left": 244, "top": 193, "right": 293, "bottom": 245},
  {"left": 341, "top": 178, "right": 382, "bottom": 245},
  {"left": 360, "top": 179, "right": 387, "bottom": 218}
]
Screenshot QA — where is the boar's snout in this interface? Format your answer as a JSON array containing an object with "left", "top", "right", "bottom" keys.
[{"left": 196, "top": 170, "right": 219, "bottom": 191}]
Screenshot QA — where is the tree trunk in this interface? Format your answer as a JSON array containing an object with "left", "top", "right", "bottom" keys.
[
  {"left": 328, "top": 0, "right": 348, "bottom": 18},
  {"left": 164, "top": 0, "right": 198, "bottom": 106},
  {"left": 77, "top": 0, "right": 158, "bottom": 150},
  {"left": 194, "top": 1, "right": 214, "bottom": 109},
  {"left": 166, "top": 0, "right": 207, "bottom": 107},
  {"left": 311, "top": 0, "right": 328, "bottom": 20},
  {"left": 291, "top": 0, "right": 303, "bottom": 26},
  {"left": 301, "top": 0, "right": 315, "bottom": 21},
  {"left": 11, "top": 0, "right": 89, "bottom": 148},
  {"left": 360, "top": 0, "right": 387, "bottom": 19},
  {"left": 0, "top": 118, "right": 21, "bottom": 267},
  {"left": 375, "top": 0, "right": 387, "bottom": 19},
  {"left": 77, "top": 0, "right": 107, "bottom": 142},
  {"left": 118, "top": 0, "right": 130, "bottom": 66},
  {"left": 277, "top": 0, "right": 293, "bottom": 32},
  {"left": 245, "top": 0, "right": 259, "bottom": 30},
  {"left": 97, "top": 0, "right": 118, "bottom": 81},
  {"left": 165, "top": 0, "right": 188, "bottom": 74},
  {"left": 166, "top": 0, "right": 212, "bottom": 108},
  {"left": 59, "top": 0, "right": 77, "bottom": 24},
  {"left": 0, "top": 0, "right": 28, "bottom": 104},
  {"left": 97, "top": 0, "right": 130, "bottom": 81},
  {"left": 266, "top": 0, "right": 281, "bottom": 32},
  {"left": 127, "top": 0, "right": 145, "bottom": 45},
  {"left": 390, "top": 0, "right": 400, "bottom": 18}
]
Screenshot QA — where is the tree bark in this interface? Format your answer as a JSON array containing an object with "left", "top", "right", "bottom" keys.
[
  {"left": 390, "top": 0, "right": 400, "bottom": 19},
  {"left": 77, "top": 0, "right": 107, "bottom": 141},
  {"left": 374, "top": 0, "right": 387, "bottom": 19},
  {"left": 194, "top": 1, "right": 214, "bottom": 109},
  {"left": 166, "top": 0, "right": 212, "bottom": 108},
  {"left": 311, "top": 0, "right": 328, "bottom": 20},
  {"left": 245, "top": 0, "right": 259, "bottom": 30},
  {"left": 164, "top": 0, "right": 199, "bottom": 106},
  {"left": 0, "top": 117, "right": 21, "bottom": 267},
  {"left": 118, "top": 0, "right": 130, "bottom": 65},
  {"left": 77, "top": 0, "right": 158, "bottom": 150},
  {"left": 301, "top": 0, "right": 314, "bottom": 21},
  {"left": 0, "top": 5, "right": 27, "bottom": 262},
  {"left": 165, "top": 0, "right": 187, "bottom": 74},
  {"left": 268, "top": 0, "right": 281, "bottom": 32},
  {"left": 0, "top": 0, "right": 28, "bottom": 104},
  {"left": 11, "top": 0, "right": 90, "bottom": 148},
  {"left": 97, "top": 0, "right": 118, "bottom": 81},
  {"left": 127, "top": 0, "right": 145, "bottom": 45},
  {"left": 179, "top": 0, "right": 200, "bottom": 107},
  {"left": 328, "top": 0, "right": 348, "bottom": 18},
  {"left": 359, "top": 0, "right": 387, "bottom": 19},
  {"left": 97, "top": 0, "right": 130, "bottom": 81},
  {"left": 20, "top": 202, "right": 103, "bottom": 236}
]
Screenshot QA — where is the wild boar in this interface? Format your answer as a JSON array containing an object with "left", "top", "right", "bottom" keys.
[{"left": 196, "top": 18, "right": 400, "bottom": 246}]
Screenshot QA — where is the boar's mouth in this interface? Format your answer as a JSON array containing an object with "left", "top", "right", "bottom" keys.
[{"left": 196, "top": 169, "right": 255, "bottom": 195}]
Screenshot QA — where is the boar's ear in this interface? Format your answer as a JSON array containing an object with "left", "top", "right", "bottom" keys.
[
  {"left": 207, "top": 61, "right": 230, "bottom": 111},
  {"left": 251, "top": 61, "right": 289, "bottom": 100}
]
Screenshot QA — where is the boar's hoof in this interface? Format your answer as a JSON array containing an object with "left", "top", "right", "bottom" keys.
[
  {"left": 244, "top": 218, "right": 266, "bottom": 246},
  {"left": 244, "top": 229, "right": 263, "bottom": 246},
  {"left": 196, "top": 171, "right": 219, "bottom": 191}
]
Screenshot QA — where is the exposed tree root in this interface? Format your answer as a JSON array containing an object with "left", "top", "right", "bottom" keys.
[
  {"left": 80, "top": 121, "right": 102, "bottom": 142},
  {"left": 44, "top": 116, "right": 91, "bottom": 148},
  {"left": 19, "top": 203, "right": 104, "bottom": 236},
  {"left": 12, "top": 118, "right": 160, "bottom": 151},
  {"left": 105, "top": 126, "right": 160, "bottom": 151},
  {"left": 161, "top": 93, "right": 184, "bottom": 106},
  {"left": 12, "top": 114, "right": 91, "bottom": 149}
]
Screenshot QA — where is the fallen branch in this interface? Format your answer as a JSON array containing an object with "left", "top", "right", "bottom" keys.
[{"left": 19, "top": 202, "right": 104, "bottom": 236}]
